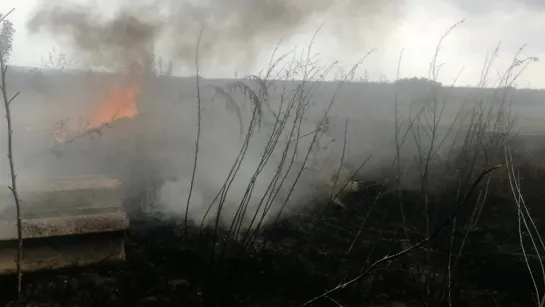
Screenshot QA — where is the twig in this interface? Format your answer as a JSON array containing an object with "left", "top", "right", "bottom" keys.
[
  {"left": 20, "top": 119, "right": 117, "bottom": 168},
  {"left": 1, "top": 42, "right": 23, "bottom": 302},
  {"left": 506, "top": 147, "right": 545, "bottom": 306},
  {"left": 288, "top": 129, "right": 316, "bottom": 143},
  {"left": 393, "top": 48, "right": 410, "bottom": 240},
  {"left": 325, "top": 295, "right": 343, "bottom": 307},
  {"left": 185, "top": 27, "right": 203, "bottom": 238},
  {"left": 299, "top": 165, "right": 501, "bottom": 307},
  {"left": 332, "top": 154, "right": 372, "bottom": 201},
  {"left": 0, "top": 8, "right": 15, "bottom": 24},
  {"left": 329, "top": 118, "right": 349, "bottom": 200}
]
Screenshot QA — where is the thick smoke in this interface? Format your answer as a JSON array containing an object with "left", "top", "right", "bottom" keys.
[
  {"left": 27, "top": 2, "right": 161, "bottom": 71},
  {"left": 16, "top": 0, "right": 404, "bottom": 230},
  {"left": 26, "top": 0, "right": 402, "bottom": 71}
]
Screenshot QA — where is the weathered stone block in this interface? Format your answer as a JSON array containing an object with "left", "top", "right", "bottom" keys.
[{"left": 0, "top": 176, "right": 128, "bottom": 274}]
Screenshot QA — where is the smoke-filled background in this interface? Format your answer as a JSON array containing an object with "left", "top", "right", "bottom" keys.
[
  {"left": 4, "top": 2, "right": 545, "bottom": 306},
  {"left": 0, "top": 0, "right": 403, "bottom": 227},
  {"left": 0, "top": 0, "right": 544, "bottom": 229},
  {"left": 25, "top": 0, "right": 402, "bottom": 72}
]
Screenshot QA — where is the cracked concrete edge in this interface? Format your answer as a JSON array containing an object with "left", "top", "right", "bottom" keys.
[
  {"left": 0, "top": 177, "right": 122, "bottom": 193},
  {"left": 0, "top": 236, "right": 126, "bottom": 274},
  {"left": 0, "top": 212, "right": 130, "bottom": 240},
  {"left": 0, "top": 177, "right": 124, "bottom": 218}
]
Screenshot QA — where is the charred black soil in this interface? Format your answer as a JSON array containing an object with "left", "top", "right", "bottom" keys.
[{"left": 0, "top": 178, "right": 543, "bottom": 307}]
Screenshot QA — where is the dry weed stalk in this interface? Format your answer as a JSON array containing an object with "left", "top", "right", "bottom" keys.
[
  {"left": 197, "top": 32, "right": 374, "bottom": 304},
  {"left": 300, "top": 165, "right": 501, "bottom": 307},
  {"left": 184, "top": 28, "right": 203, "bottom": 238},
  {"left": 198, "top": 42, "right": 295, "bottom": 306},
  {"left": 393, "top": 48, "right": 411, "bottom": 240},
  {"left": 388, "top": 22, "right": 468, "bottom": 298},
  {"left": 0, "top": 7, "right": 23, "bottom": 302},
  {"left": 439, "top": 45, "right": 538, "bottom": 304},
  {"left": 370, "top": 19, "right": 536, "bottom": 305},
  {"left": 506, "top": 147, "right": 545, "bottom": 307}
]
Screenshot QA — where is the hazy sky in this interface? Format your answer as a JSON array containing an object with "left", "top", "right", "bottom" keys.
[{"left": 1, "top": 0, "right": 545, "bottom": 88}]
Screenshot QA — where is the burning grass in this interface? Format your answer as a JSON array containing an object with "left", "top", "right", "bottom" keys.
[{"left": 52, "top": 78, "right": 140, "bottom": 144}]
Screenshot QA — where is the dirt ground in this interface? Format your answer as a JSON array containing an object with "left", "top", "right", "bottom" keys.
[{"left": 0, "top": 178, "right": 541, "bottom": 307}]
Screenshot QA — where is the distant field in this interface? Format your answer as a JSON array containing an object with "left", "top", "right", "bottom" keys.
[{"left": 513, "top": 105, "right": 545, "bottom": 133}]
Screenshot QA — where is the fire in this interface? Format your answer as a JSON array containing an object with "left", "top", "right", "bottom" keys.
[
  {"left": 88, "top": 83, "right": 139, "bottom": 129},
  {"left": 51, "top": 74, "right": 140, "bottom": 144}
]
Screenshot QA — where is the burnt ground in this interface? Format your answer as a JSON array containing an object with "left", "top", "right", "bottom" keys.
[{"left": 0, "top": 174, "right": 544, "bottom": 307}]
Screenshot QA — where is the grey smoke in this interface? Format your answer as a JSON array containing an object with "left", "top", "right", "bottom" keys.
[
  {"left": 26, "top": 0, "right": 402, "bottom": 72},
  {"left": 19, "top": 0, "right": 404, "bottom": 229},
  {"left": 27, "top": 2, "right": 162, "bottom": 71}
]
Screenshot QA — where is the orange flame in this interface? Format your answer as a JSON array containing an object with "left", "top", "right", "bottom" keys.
[
  {"left": 52, "top": 72, "right": 140, "bottom": 144},
  {"left": 88, "top": 83, "right": 139, "bottom": 129}
]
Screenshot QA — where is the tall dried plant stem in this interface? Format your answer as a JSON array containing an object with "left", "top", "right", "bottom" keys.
[
  {"left": 329, "top": 118, "right": 349, "bottom": 200},
  {"left": 393, "top": 48, "right": 410, "bottom": 240},
  {"left": 184, "top": 28, "right": 203, "bottom": 238},
  {"left": 300, "top": 165, "right": 501, "bottom": 307},
  {"left": 1, "top": 41, "right": 23, "bottom": 301},
  {"left": 506, "top": 148, "right": 545, "bottom": 306}
]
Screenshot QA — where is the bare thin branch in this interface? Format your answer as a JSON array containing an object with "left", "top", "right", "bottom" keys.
[
  {"left": 0, "top": 38, "right": 23, "bottom": 302},
  {"left": 300, "top": 165, "right": 501, "bottom": 306},
  {"left": 184, "top": 27, "right": 204, "bottom": 238}
]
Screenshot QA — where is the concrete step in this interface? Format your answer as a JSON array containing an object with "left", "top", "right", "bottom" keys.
[
  {"left": 0, "top": 175, "right": 129, "bottom": 274},
  {"left": 0, "top": 175, "right": 123, "bottom": 220}
]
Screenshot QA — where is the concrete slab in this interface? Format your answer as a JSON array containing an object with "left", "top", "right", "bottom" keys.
[
  {"left": 0, "top": 233, "right": 125, "bottom": 274},
  {"left": 0, "top": 175, "right": 124, "bottom": 220},
  {"left": 0, "top": 212, "right": 128, "bottom": 240},
  {"left": 0, "top": 175, "right": 129, "bottom": 274}
]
